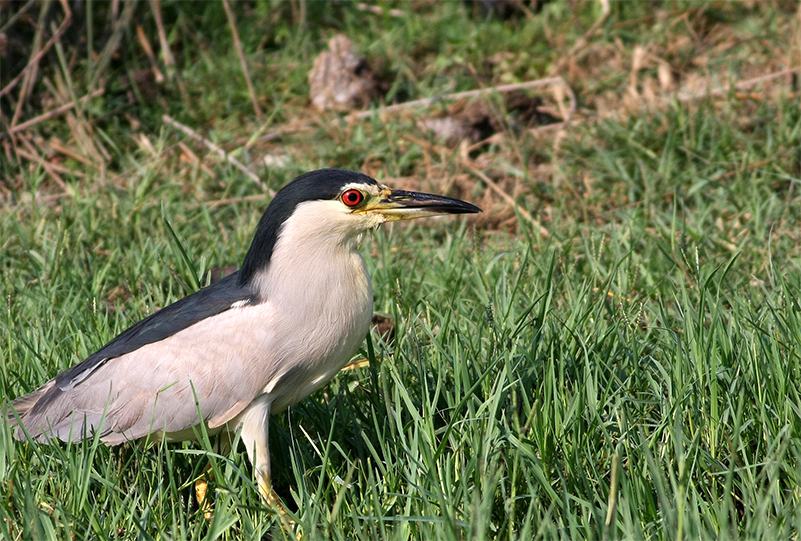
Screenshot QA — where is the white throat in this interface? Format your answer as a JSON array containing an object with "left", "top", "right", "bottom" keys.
[{"left": 248, "top": 199, "right": 375, "bottom": 410}]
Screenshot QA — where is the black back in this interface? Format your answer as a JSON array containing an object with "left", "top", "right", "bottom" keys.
[{"left": 50, "top": 272, "right": 255, "bottom": 394}]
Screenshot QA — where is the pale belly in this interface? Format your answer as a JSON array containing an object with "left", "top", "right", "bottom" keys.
[{"left": 265, "top": 296, "right": 372, "bottom": 413}]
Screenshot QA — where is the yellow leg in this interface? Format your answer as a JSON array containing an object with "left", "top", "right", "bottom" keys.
[
  {"left": 194, "top": 476, "right": 214, "bottom": 520},
  {"left": 257, "top": 471, "right": 300, "bottom": 539},
  {"left": 236, "top": 399, "right": 299, "bottom": 537}
]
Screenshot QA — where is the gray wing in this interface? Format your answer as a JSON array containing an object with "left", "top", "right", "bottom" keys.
[
  {"left": 8, "top": 270, "right": 262, "bottom": 443},
  {"left": 54, "top": 271, "right": 254, "bottom": 392}
]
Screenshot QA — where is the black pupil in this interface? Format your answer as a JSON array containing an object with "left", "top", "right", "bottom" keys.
[{"left": 345, "top": 191, "right": 360, "bottom": 204}]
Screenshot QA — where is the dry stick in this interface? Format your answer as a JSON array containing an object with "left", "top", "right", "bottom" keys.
[
  {"left": 0, "top": 0, "right": 38, "bottom": 34},
  {"left": 676, "top": 68, "right": 801, "bottom": 101},
  {"left": 161, "top": 114, "right": 270, "bottom": 193},
  {"left": 86, "top": 0, "right": 137, "bottom": 99},
  {"left": 5, "top": 90, "right": 104, "bottom": 136},
  {"left": 191, "top": 193, "right": 273, "bottom": 209},
  {"left": 149, "top": 0, "right": 189, "bottom": 106},
  {"left": 467, "top": 166, "right": 550, "bottom": 238},
  {"left": 11, "top": 0, "right": 49, "bottom": 128},
  {"left": 222, "top": 0, "right": 264, "bottom": 121},
  {"left": 16, "top": 136, "right": 68, "bottom": 189},
  {"left": 15, "top": 147, "right": 84, "bottom": 178},
  {"left": 347, "top": 77, "right": 577, "bottom": 126},
  {"left": 136, "top": 24, "right": 165, "bottom": 83},
  {"left": 150, "top": 0, "right": 175, "bottom": 68},
  {"left": 0, "top": 0, "right": 72, "bottom": 99}
]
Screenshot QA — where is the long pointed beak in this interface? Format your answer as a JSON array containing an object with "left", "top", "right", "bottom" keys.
[{"left": 365, "top": 189, "right": 482, "bottom": 221}]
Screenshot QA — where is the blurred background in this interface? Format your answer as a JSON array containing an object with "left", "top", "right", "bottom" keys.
[{"left": 2, "top": 1, "right": 796, "bottom": 230}]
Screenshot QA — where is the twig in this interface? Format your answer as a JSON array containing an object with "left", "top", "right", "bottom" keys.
[
  {"left": 347, "top": 77, "right": 577, "bottom": 128},
  {"left": 676, "top": 68, "right": 800, "bottom": 101},
  {"left": 190, "top": 193, "right": 273, "bottom": 209},
  {"left": 50, "top": 137, "right": 94, "bottom": 166},
  {"left": 222, "top": 0, "right": 264, "bottom": 121},
  {"left": 149, "top": 0, "right": 189, "bottom": 106},
  {"left": 150, "top": 0, "right": 175, "bottom": 68},
  {"left": 11, "top": 0, "right": 50, "bottom": 128},
  {"left": 0, "top": 0, "right": 38, "bottom": 34},
  {"left": 135, "top": 25, "right": 164, "bottom": 83},
  {"left": 16, "top": 137, "right": 68, "bottom": 189},
  {"left": 5, "top": 90, "right": 104, "bottom": 137},
  {"left": 14, "top": 147, "right": 85, "bottom": 179},
  {"left": 0, "top": 0, "right": 72, "bottom": 99},
  {"left": 161, "top": 114, "right": 270, "bottom": 192},
  {"left": 467, "top": 166, "right": 550, "bottom": 238}
]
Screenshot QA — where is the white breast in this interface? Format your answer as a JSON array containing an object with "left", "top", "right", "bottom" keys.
[{"left": 251, "top": 199, "right": 374, "bottom": 412}]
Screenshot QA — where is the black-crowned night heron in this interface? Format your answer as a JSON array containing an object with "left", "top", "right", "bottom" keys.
[{"left": 7, "top": 168, "right": 480, "bottom": 523}]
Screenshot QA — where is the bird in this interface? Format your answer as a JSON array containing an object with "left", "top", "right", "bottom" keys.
[{"left": 6, "top": 168, "right": 480, "bottom": 521}]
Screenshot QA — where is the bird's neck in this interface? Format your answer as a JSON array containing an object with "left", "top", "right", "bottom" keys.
[{"left": 249, "top": 210, "right": 373, "bottom": 315}]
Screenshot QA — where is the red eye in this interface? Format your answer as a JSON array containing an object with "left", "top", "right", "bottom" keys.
[{"left": 341, "top": 189, "right": 364, "bottom": 207}]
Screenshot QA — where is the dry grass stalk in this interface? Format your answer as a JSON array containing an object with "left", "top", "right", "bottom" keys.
[
  {"left": 49, "top": 137, "right": 93, "bottom": 166},
  {"left": 0, "top": 0, "right": 38, "bottom": 34},
  {"left": 177, "top": 141, "right": 216, "bottom": 178},
  {"left": 86, "top": 0, "right": 138, "bottom": 95},
  {"left": 347, "top": 76, "right": 577, "bottom": 129},
  {"left": 136, "top": 25, "right": 165, "bottom": 83},
  {"left": 676, "top": 67, "right": 800, "bottom": 101},
  {"left": 15, "top": 134, "right": 68, "bottom": 189},
  {"left": 191, "top": 193, "right": 273, "bottom": 209},
  {"left": 161, "top": 114, "right": 270, "bottom": 192},
  {"left": 150, "top": 0, "right": 175, "bottom": 69},
  {"left": 10, "top": 0, "right": 49, "bottom": 127},
  {"left": 467, "top": 166, "right": 550, "bottom": 238},
  {"left": 14, "top": 146, "right": 84, "bottom": 180},
  {"left": 222, "top": 0, "right": 264, "bottom": 121},
  {"left": 6, "top": 90, "right": 105, "bottom": 137},
  {"left": 0, "top": 0, "right": 72, "bottom": 100},
  {"left": 149, "top": 0, "right": 189, "bottom": 106}
]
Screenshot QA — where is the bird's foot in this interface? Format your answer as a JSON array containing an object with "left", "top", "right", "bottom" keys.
[
  {"left": 195, "top": 466, "right": 215, "bottom": 520},
  {"left": 194, "top": 478, "right": 214, "bottom": 520},
  {"left": 259, "top": 477, "right": 301, "bottom": 539}
]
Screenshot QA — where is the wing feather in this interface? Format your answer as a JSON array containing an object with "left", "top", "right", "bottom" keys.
[
  {"left": 54, "top": 271, "right": 254, "bottom": 392},
  {"left": 9, "top": 270, "right": 261, "bottom": 441}
]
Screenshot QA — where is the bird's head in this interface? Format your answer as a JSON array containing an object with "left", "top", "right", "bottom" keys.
[{"left": 239, "top": 169, "right": 481, "bottom": 285}]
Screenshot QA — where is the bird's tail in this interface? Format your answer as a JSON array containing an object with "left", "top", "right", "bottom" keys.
[{"left": 5, "top": 383, "right": 55, "bottom": 439}]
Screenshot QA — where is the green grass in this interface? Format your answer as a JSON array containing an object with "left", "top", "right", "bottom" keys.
[{"left": 2, "top": 1, "right": 801, "bottom": 539}]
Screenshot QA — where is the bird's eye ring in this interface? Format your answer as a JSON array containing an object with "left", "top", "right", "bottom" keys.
[{"left": 341, "top": 189, "right": 364, "bottom": 207}]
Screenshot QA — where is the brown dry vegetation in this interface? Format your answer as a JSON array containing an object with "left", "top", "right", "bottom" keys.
[{"left": 2, "top": 2, "right": 798, "bottom": 236}]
